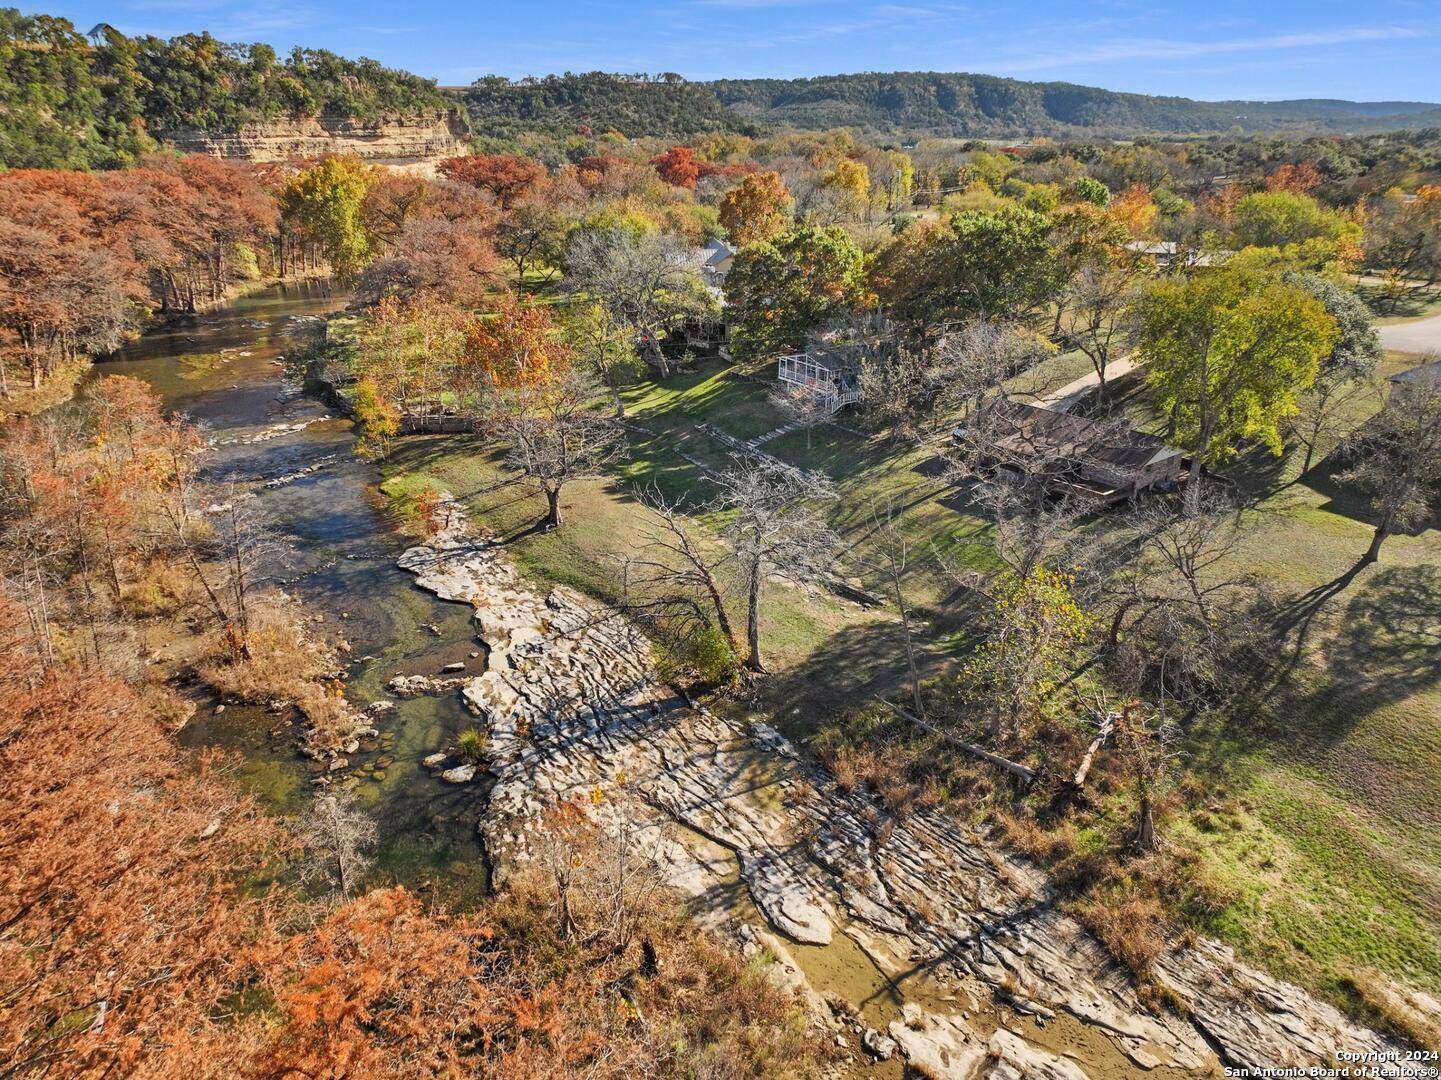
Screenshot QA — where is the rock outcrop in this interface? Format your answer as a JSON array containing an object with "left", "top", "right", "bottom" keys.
[
  {"left": 158, "top": 111, "right": 467, "bottom": 168},
  {"left": 398, "top": 494, "right": 1418, "bottom": 1078}
]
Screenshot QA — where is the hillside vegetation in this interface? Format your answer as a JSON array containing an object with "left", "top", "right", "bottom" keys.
[
  {"left": 706, "top": 72, "right": 1441, "bottom": 136},
  {"left": 0, "top": 9, "right": 451, "bottom": 168}
]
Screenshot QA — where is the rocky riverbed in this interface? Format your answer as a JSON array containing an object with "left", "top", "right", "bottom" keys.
[{"left": 399, "top": 494, "right": 1417, "bottom": 1078}]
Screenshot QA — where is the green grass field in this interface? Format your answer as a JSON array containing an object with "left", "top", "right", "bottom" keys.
[{"left": 376, "top": 344, "right": 1441, "bottom": 1017}]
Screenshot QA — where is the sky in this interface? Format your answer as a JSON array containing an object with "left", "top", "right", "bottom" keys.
[{"left": 38, "top": 0, "right": 1441, "bottom": 102}]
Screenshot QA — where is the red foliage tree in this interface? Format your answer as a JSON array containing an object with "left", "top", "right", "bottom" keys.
[{"left": 437, "top": 153, "right": 547, "bottom": 210}]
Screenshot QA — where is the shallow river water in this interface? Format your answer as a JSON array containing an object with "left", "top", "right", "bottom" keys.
[{"left": 98, "top": 282, "right": 487, "bottom": 892}]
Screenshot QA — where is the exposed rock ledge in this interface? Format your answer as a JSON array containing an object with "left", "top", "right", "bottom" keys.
[
  {"left": 398, "top": 494, "right": 1417, "bottom": 1077},
  {"left": 157, "top": 111, "right": 467, "bottom": 168}
]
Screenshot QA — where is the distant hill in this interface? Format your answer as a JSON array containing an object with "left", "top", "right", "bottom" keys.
[
  {"left": 700, "top": 72, "right": 1441, "bottom": 136},
  {"left": 456, "top": 73, "right": 755, "bottom": 140}
]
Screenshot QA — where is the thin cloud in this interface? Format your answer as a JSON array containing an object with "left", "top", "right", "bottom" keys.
[{"left": 1002, "top": 25, "right": 1430, "bottom": 73}]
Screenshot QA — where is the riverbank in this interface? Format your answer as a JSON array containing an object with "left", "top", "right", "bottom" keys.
[{"left": 391, "top": 491, "right": 1411, "bottom": 1077}]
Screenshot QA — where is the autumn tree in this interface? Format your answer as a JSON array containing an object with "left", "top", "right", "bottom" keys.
[
  {"left": 460, "top": 291, "right": 572, "bottom": 398},
  {"left": 438, "top": 152, "right": 546, "bottom": 209},
  {"left": 1340, "top": 374, "right": 1441, "bottom": 563},
  {"left": 1132, "top": 268, "right": 1339, "bottom": 512},
  {"left": 281, "top": 155, "right": 374, "bottom": 280},
  {"left": 719, "top": 170, "right": 791, "bottom": 246},
  {"left": 724, "top": 225, "right": 868, "bottom": 361},
  {"left": 1364, "top": 185, "right": 1441, "bottom": 311}
]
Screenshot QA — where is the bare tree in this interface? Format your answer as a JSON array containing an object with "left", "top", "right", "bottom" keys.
[
  {"left": 1111, "top": 698, "right": 1182, "bottom": 855},
  {"left": 862, "top": 499, "right": 927, "bottom": 718},
  {"left": 623, "top": 485, "right": 740, "bottom": 658},
  {"left": 562, "top": 228, "right": 715, "bottom": 378},
  {"left": 710, "top": 458, "right": 839, "bottom": 673},
  {"left": 494, "top": 371, "right": 624, "bottom": 530},
  {"left": 1341, "top": 372, "right": 1441, "bottom": 563},
  {"left": 1058, "top": 257, "right": 1142, "bottom": 404},
  {"left": 295, "top": 790, "right": 378, "bottom": 900},
  {"left": 767, "top": 382, "right": 833, "bottom": 449}
]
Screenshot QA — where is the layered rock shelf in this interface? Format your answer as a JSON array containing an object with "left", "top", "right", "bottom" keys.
[
  {"left": 158, "top": 111, "right": 467, "bottom": 167},
  {"left": 399, "top": 494, "right": 1415, "bottom": 1078}
]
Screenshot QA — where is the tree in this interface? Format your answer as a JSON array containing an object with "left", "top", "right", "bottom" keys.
[
  {"left": 650, "top": 145, "right": 704, "bottom": 189},
  {"left": 710, "top": 459, "right": 838, "bottom": 673},
  {"left": 563, "top": 227, "right": 713, "bottom": 378},
  {"left": 1057, "top": 246, "right": 1144, "bottom": 403},
  {"left": 495, "top": 370, "right": 623, "bottom": 529},
  {"left": 1340, "top": 375, "right": 1441, "bottom": 563},
  {"left": 960, "top": 567, "right": 1093, "bottom": 740},
  {"left": 1132, "top": 268, "right": 1339, "bottom": 512},
  {"left": 1069, "top": 176, "right": 1110, "bottom": 207},
  {"left": 566, "top": 301, "right": 644, "bottom": 418},
  {"left": 460, "top": 291, "right": 571, "bottom": 396},
  {"left": 767, "top": 381, "right": 833, "bottom": 448},
  {"left": 437, "top": 153, "right": 546, "bottom": 209},
  {"left": 1284, "top": 273, "right": 1382, "bottom": 472},
  {"left": 496, "top": 196, "right": 570, "bottom": 286},
  {"left": 281, "top": 155, "right": 373, "bottom": 280},
  {"left": 1364, "top": 186, "right": 1441, "bottom": 311},
  {"left": 351, "top": 377, "right": 401, "bottom": 459},
  {"left": 296, "top": 790, "right": 379, "bottom": 900},
  {"left": 719, "top": 170, "right": 790, "bottom": 246},
  {"left": 723, "top": 225, "right": 867, "bottom": 361},
  {"left": 1112, "top": 700, "right": 1181, "bottom": 854},
  {"left": 876, "top": 206, "right": 1065, "bottom": 332},
  {"left": 1230, "top": 190, "right": 1355, "bottom": 250},
  {"left": 351, "top": 294, "right": 468, "bottom": 429}
]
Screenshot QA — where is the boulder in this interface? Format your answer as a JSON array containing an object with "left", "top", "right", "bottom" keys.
[{"left": 441, "top": 763, "right": 477, "bottom": 783}]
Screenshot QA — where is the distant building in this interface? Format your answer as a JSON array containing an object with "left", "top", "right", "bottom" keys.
[
  {"left": 776, "top": 347, "right": 861, "bottom": 415},
  {"left": 1123, "top": 240, "right": 1214, "bottom": 271},
  {"left": 954, "top": 398, "right": 1187, "bottom": 503},
  {"left": 696, "top": 238, "right": 736, "bottom": 288}
]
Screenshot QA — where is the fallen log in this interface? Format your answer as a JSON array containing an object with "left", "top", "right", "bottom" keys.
[
  {"left": 1071, "top": 711, "right": 1117, "bottom": 789},
  {"left": 879, "top": 700, "right": 1036, "bottom": 785}
]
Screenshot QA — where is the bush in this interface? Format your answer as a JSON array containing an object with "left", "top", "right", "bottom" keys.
[{"left": 655, "top": 624, "right": 738, "bottom": 687}]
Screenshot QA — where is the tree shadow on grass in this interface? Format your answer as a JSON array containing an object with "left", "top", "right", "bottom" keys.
[
  {"left": 1233, "top": 563, "right": 1441, "bottom": 754},
  {"left": 755, "top": 619, "right": 958, "bottom": 747}
]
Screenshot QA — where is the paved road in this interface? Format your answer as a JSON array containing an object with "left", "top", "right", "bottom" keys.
[{"left": 1379, "top": 313, "right": 1441, "bottom": 356}]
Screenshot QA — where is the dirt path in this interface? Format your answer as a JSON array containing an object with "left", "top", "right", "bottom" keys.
[
  {"left": 1037, "top": 359, "right": 1137, "bottom": 412},
  {"left": 1379, "top": 313, "right": 1441, "bottom": 355},
  {"left": 397, "top": 496, "right": 1414, "bottom": 1078}
]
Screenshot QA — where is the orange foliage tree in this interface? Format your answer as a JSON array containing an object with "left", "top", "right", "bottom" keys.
[
  {"left": 719, "top": 170, "right": 791, "bottom": 246},
  {"left": 438, "top": 153, "right": 547, "bottom": 210}
]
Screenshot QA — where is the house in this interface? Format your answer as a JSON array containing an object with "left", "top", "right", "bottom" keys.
[
  {"left": 776, "top": 347, "right": 861, "bottom": 415},
  {"left": 954, "top": 397, "right": 1187, "bottom": 503},
  {"left": 1123, "top": 240, "right": 1214, "bottom": 271},
  {"left": 680, "top": 315, "right": 729, "bottom": 357},
  {"left": 697, "top": 238, "right": 736, "bottom": 288}
]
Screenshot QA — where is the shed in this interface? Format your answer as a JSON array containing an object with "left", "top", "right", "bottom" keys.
[{"left": 955, "top": 398, "right": 1186, "bottom": 503}]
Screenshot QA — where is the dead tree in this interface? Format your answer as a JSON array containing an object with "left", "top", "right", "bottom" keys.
[{"left": 295, "top": 790, "right": 378, "bottom": 900}]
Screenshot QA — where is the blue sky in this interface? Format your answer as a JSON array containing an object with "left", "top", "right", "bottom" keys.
[{"left": 39, "top": 0, "right": 1441, "bottom": 101}]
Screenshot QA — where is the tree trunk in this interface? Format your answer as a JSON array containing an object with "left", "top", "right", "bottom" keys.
[
  {"left": 1362, "top": 521, "right": 1389, "bottom": 563},
  {"left": 1133, "top": 793, "right": 1157, "bottom": 854},
  {"left": 744, "top": 563, "right": 764, "bottom": 673},
  {"left": 1183, "top": 464, "right": 1203, "bottom": 515},
  {"left": 545, "top": 487, "right": 562, "bottom": 529}
]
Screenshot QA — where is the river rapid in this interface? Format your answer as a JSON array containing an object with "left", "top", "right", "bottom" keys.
[{"left": 97, "top": 282, "right": 487, "bottom": 893}]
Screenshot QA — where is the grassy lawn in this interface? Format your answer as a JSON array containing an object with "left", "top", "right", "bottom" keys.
[
  {"left": 376, "top": 344, "right": 1441, "bottom": 1016},
  {"left": 1356, "top": 281, "right": 1441, "bottom": 325}
]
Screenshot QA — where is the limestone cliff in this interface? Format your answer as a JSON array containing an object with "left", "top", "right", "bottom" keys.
[{"left": 157, "top": 111, "right": 469, "bottom": 168}]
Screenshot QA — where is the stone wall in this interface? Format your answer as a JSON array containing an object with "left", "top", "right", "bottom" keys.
[{"left": 157, "top": 111, "right": 468, "bottom": 168}]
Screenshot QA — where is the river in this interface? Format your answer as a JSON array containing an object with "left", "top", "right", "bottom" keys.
[{"left": 97, "top": 282, "right": 487, "bottom": 896}]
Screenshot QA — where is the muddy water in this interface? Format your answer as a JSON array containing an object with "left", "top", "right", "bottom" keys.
[{"left": 96, "top": 283, "right": 487, "bottom": 894}]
